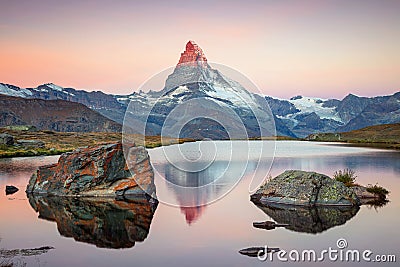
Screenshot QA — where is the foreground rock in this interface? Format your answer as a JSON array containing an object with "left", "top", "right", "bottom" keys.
[
  {"left": 251, "top": 170, "right": 360, "bottom": 206},
  {"left": 28, "top": 195, "right": 157, "bottom": 248},
  {"left": 26, "top": 142, "right": 155, "bottom": 198},
  {"left": 5, "top": 185, "right": 19, "bottom": 195}
]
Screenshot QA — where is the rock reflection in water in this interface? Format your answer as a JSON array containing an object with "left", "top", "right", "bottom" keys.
[
  {"left": 253, "top": 203, "right": 359, "bottom": 234},
  {"left": 28, "top": 195, "right": 158, "bottom": 248}
]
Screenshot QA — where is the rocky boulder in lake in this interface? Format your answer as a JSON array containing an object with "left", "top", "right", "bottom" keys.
[
  {"left": 5, "top": 185, "right": 19, "bottom": 195},
  {"left": 251, "top": 170, "right": 360, "bottom": 206},
  {"left": 26, "top": 142, "right": 155, "bottom": 198}
]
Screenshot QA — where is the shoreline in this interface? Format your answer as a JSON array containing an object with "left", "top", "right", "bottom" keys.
[
  {"left": 0, "top": 128, "right": 194, "bottom": 159},
  {"left": 307, "top": 140, "right": 400, "bottom": 150},
  {"left": 1, "top": 122, "right": 399, "bottom": 159}
]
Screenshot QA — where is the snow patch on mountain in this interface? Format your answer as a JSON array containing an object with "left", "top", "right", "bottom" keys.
[
  {"left": 0, "top": 83, "right": 32, "bottom": 97},
  {"left": 201, "top": 70, "right": 257, "bottom": 109},
  {"left": 40, "top": 83, "right": 75, "bottom": 96},
  {"left": 116, "top": 97, "right": 129, "bottom": 102},
  {"left": 288, "top": 96, "right": 342, "bottom": 122},
  {"left": 45, "top": 83, "right": 64, "bottom": 92},
  {"left": 171, "top": 85, "right": 190, "bottom": 97}
]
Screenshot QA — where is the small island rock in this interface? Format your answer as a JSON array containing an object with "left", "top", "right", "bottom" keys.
[
  {"left": 5, "top": 185, "right": 19, "bottom": 195},
  {"left": 251, "top": 170, "right": 360, "bottom": 206}
]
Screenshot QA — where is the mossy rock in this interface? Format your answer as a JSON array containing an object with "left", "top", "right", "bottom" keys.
[{"left": 252, "top": 170, "right": 360, "bottom": 206}]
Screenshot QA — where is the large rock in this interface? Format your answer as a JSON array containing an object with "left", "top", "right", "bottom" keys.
[
  {"left": 5, "top": 185, "right": 19, "bottom": 195},
  {"left": 26, "top": 142, "right": 155, "bottom": 198},
  {"left": 251, "top": 170, "right": 360, "bottom": 206}
]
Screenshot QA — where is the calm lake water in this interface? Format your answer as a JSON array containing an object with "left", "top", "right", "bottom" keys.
[{"left": 0, "top": 141, "right": 399, "bottom": 266}]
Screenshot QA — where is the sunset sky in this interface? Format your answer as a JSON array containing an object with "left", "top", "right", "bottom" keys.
[{"left": 1, "top": 0, "right": 399, "bottom": 99}]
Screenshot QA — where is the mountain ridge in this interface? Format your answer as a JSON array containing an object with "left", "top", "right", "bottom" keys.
[{"left": 1, "top": 81, "right": 399, "bottom": 138}]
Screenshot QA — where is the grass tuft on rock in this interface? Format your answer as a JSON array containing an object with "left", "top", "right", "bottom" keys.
[
  {"left": 366, "top": 184, "right": 389, "bottom": 200},
  {"left": 333, "top": 168, "right": 357, "bottom": 187}
]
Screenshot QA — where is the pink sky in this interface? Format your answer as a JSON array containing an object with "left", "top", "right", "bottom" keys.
[{"left": 0, "top": 0, "right": 399, "bottom": 99}]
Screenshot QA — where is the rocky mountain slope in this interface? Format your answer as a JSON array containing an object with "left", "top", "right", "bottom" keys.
[
  {"left": 0, "top": 95, "right": 121, "bottom": 132},
  {"left": 0, "top": 82, "right": 126, "bottom": 124}
]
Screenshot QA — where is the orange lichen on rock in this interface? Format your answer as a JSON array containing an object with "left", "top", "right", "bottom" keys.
[{"left": 113, "top": 179, "right": 138, "bottom": 191}]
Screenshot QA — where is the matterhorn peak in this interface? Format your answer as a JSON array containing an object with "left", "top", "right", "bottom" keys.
[{"left": 177, "top": 40, "right": 208, "bottom": 68}]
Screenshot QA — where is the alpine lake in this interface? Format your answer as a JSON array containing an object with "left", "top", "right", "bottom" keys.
[{"left": 0, "top": 141, "right": 399, "bottom": 266}]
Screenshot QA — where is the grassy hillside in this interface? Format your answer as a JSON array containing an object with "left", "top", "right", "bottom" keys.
[
  {"left": 0, "top": 128, "right": 193, "bottom": 158},
  {"left": 305, "top": 123, "right": 400, "bottom": 149}
]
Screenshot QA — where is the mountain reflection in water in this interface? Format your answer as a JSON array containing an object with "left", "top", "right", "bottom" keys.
[
  {"left": 162, "top": 160, "right": 257, "bottom": 225},
  {"left": 28, "top": 195, "right": 158, "bottom": 249}
]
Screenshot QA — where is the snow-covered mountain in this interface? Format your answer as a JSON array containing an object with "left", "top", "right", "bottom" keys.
[
  {"left": 286, "top": 96, "right": 342, "bottom": 122},
  {"left": 0, "top": 83, "right": 33, "bottom": 97},
  {"left": 265, "top": 96, "right": 343, "bottom": 137},
  {"left": 122, "top": 41, "right": 284, "bottom": 139},
  {"left": 265, "top": 92, "right": 400, "bottom": 137},
  {"left": 0, "top": 82, "right": 73, "bottom": 97},
  {"left": 1, "top": 41, "right": 399, "bottom": 137}
]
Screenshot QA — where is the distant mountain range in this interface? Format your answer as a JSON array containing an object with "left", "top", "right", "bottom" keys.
[
  {"left": 265, "top": 92, "right": 400, "bottom": 137},
  {"left": 1, "top": 41, "right": 399, "bottom": 137}
]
